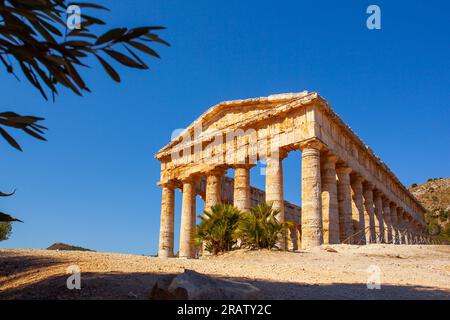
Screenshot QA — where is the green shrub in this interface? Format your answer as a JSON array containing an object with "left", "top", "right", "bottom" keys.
[
  {"left": 194, "top": 204, "right": 241, "bottom": 255},
  {"left": 236, "top": 202, "right": 291, "bottom": 250},
  {"left": 410, "top": 183, "right": 418, "bottom": 188},
  {"left": 0, "top": 222, "right": 12, "bottom": 241},
  {"left": 427, "top": 222, "right": 441, "bottom": 236}
]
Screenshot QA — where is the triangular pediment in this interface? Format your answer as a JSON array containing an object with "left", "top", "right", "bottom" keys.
[{"left": 155, "top": 91, "right": 313, "bottom": 158}]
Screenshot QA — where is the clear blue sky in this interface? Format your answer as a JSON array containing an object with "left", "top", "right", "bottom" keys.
[{"left": 1, "top": 0, "right": 449, "bottom": 255}]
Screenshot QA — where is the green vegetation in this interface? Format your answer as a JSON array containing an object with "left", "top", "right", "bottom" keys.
[
  {"left": 194, "top": 204, "right": 241, "bottom": 255},
  {"left": 236, "top": 202, "right": 291, "bottom": 250},
  {"left": 0, "top": 222, "right": 12, "bottom": 241},
  {"left": 425, "top": 209, "right": 450, "bottom": 244},
  {"left": 195, "top": 202, "right": 290, "bottom": 255}
]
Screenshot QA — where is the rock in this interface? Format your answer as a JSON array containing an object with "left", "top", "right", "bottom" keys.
[
  {"left": 150, "top": 270, "right": 260, "bottom": 300},
  {"left": 324, "top": 247, "right": 338, "bottom": 253},
  {"left": 150, "top": 274, "right": 177, "bottom": 300}
]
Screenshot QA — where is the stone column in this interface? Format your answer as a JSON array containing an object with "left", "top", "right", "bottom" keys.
[
  {"left": 390, "top": 203, "right": 399, "bottom": 244},
  {"left": 205, "top": 168, "right": 225, "bottom": 211},
  {"left": 410, "top": 219, "right": 416, "bottom": 244},
  {"left": 351, "top": 175, "right": 366, "bottom": 245},
  {"left": 266, "top": 152, "right": 287, "bottom": 250},
  {"left": 336, "top": 166, "right": 353, "bottom": 243},
  {"left": 414, "top": 223, "right": 419, "bottom": 244},
  {"left": 397, "top": 209, "right": 406, "bottom": 244},
  {"left": 382, "top": 197, "right": 392, "bottom": 243},
  {"left": 373, "top": 190, "right": 385, "bottom": 243},
  {"left": 301, "top": 146, "right": 323, "bottom": 248},
  {"left": 158, "top": 183, "right": 175, "bottom": 258},
  {"left": 179, "top": 177, "right": 197, "bottom": 258},
  {"left": 321, "top": 154, "right": 340, "bottom": 244},
  {"left": 404, "top": 216, "right": 412, "bottom": 245},
  {"left": 409, "top": 221, "right": 415, "bottom": 244},
  {"left": 363, "top": 182, "right": 376, "bottom": 244},
  {"left": 405, "top": 214, "right": 411, "bottom": 245},
  {"left": 233, "top": 165, "right": 251, "bottom": 212}
]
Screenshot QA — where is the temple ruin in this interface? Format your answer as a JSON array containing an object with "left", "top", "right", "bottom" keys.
[{"left": 155, "top": 92, "right": 429, "bottom": 258}]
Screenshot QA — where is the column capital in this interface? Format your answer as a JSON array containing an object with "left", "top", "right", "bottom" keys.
[
  {"left": 321, "top": 153, "right": 339, "bottom": 164},
  {"left": 389, "top": 202, "right": 398, "bottom": 210},
  {"left": 157, "top": 180, "right": 177, "bottom": 189},
  {"left": 351, "top": 174, "right": 365, "bottom": 184},
  {"left": 203, "top": 166, "right": 227, "bottom": 177},
  {"left": 363, "top": 181, "right": 375, "bottom": 191},
  {"left": 401, "top": 210, "right": 409, "bottom": 219},
  {"left": 373, "top": 189, "right": 384, "bottom": 197},
  {"left": 180, "top": 175, "right": 200, "bottom": 184},
  {"left": 381, "top": 196, "right": 392, "bottom": 205},
  {"left": 231, "top": 163, "right": 254, "bottom": 170},
  {"left": 297, "top": 139, "right": 326, "bottom": 152},
  {"left": 336, "top": 165, "right": 352, "bottom": 175}
]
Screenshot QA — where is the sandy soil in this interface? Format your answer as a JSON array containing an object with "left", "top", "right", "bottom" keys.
[{"left": 1, "top": 245, "right": 449, "bottom": 300}]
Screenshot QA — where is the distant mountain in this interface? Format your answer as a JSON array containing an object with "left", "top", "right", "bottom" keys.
[{"left": 47, "top": 243, "right": 94, "bottom": 252}]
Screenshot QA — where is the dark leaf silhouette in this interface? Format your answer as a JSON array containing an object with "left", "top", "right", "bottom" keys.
[
  {"left": 0, "top": 190, "right": 15, "bottom": 197},
  {"left": 0, "top": 212, "right": 23, "bottom": 223},
  {"left": 0, "top": 0, "right": 169, "bottom": 150},
  {"left": 0, "top": 112, "right": 47, "bottom": 151},
  {"left": 95, "top": 54, "right": 120, "bottom": 82}
]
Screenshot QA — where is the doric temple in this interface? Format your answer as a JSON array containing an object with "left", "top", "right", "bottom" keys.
[{"left": 155, "top": 92, "right": 429, "bottom": 258}]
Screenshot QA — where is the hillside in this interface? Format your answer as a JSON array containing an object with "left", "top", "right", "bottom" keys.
[
  {"left": 409, "top": 178, "right": 450, "bottom": 212},
  {"left": 409, "top": 178, "right": 450, "bottom": 243},
  {"left": 47, "top": 243, "right": 93, "bottom": 252}
]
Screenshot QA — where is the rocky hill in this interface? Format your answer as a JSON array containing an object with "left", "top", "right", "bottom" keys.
[
  {"left": 47, "top": 243, "right": 93, "bottom": 252},
  {"left": 409, "top": 178, "right": 450, "bottom": 243},
  {"left": 409, "top": 178, "right": 450, "bottom": 212}
]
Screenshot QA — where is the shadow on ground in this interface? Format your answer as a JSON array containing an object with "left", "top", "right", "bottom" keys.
[
  {"left": 0, "top": 251, "right": 65, "bottom": 278},
  {"left": 1, "top": 252, "right": 449, "bottom": 300},
  {"left": 1, "top": 273, "right": 449, "bottom": 300}
]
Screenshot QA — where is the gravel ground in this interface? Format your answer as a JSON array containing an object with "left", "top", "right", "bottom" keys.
[{"left": 0, "top": 245, "right": 449, "bottom": 300}]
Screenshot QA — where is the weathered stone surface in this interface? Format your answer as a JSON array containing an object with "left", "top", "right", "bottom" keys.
[
  {"left": 151, "top": 270, "right": 260, "bottom": 300},
  {"left": 158, "top": 185, "right": 175, "bottom": 258},
  {"left": 179, "top": 178, "right": 197, "bottom": 259},
  {"left": 337, "top": 166, "right": 353, "bottom": 243},
  {"left": 373, "top": 190, "right": 385, "bottom": 243},
  {"left": 351, "top": 175, "right": 366, "bottom": 244},
  {"left": 301, "top": 146, "right": 323, "bottom": 248},
  {"left": 390, "top": 203, "right": 399, "bottom": 244},
  {"left": 233, "top": 165, "right": 251, "bottom": 212},
  {"left": 205, "top": 169, "right": 224, "bottom": 210},
  {"left": 266, "top": 154, "right": 287, "bottom": 249},
  {"left": 363, "top": 182, "right": 376, "bottom": 244},
  {"left": 150, "top": 274, "right": 177, "bottom": 300},
  {"left": 321, "top": 155, "right": 340, "bottom": 244},
  {"left": 382, "top": 198, "right": 393, "bottom": 243}
]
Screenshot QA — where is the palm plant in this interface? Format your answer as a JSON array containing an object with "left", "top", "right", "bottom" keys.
[
  {"left": 236, "top": 202, "right": 291, "bottom": 250},
  {"left": 194, "top": 204, "right": 241, "bottom": 255}
]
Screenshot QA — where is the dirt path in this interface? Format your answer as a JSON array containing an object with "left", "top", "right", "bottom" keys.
[{"left": 1, "top": 245, "right": 449, "bottom": 300}]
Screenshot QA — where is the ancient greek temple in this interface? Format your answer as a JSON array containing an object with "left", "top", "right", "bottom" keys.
[{"left": 155, "top": 92, "right": 429, "bottom": 258}]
